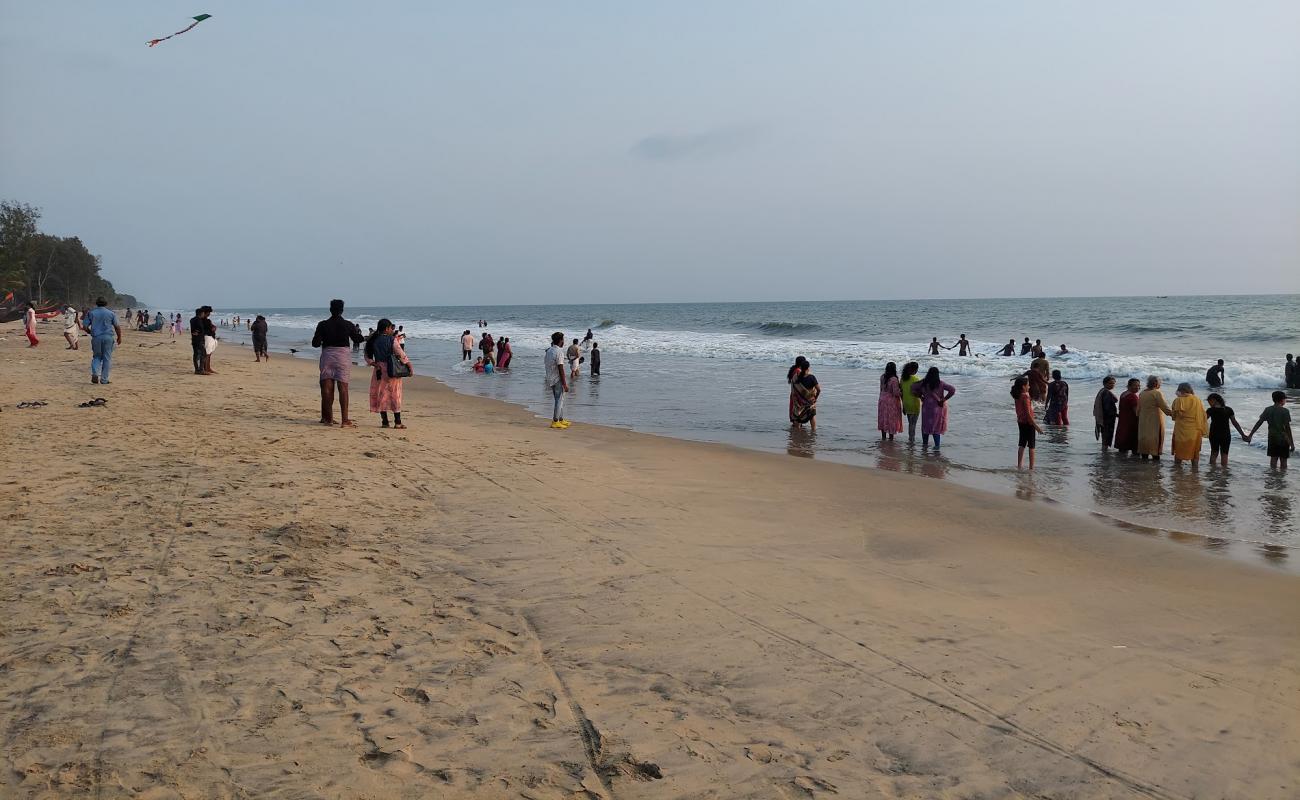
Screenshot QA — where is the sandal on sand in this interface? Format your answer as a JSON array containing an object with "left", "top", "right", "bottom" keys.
[
  {"left": 393, "top": 423, "right": 407, "bottom": 430},
  {"left": 339, "top": 420, "right": 357, "bottom": 428},
  {"left": 77, "top": 398, "right": 108, "bottom": 408},
  {"left": 16, "top": 401, "right": 49, "bottom": 409}
]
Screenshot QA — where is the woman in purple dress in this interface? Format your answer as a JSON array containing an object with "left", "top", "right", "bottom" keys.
[
  {"left": 911, "top": 367, "right": 956, "bottom": 449},
  {"left": 877, "top": 361, "right": 903, "bottom": 440}
]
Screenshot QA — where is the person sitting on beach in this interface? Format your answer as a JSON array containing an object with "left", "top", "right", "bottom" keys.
[
  {"left": 1205, "top": 359, "right": 1225, "bottom": 388},
  {"left": 1045, "top": 370, "right": 1069, "bottom": 425},
  {"left": 1205, "top": 393, "right": 1247, "bottom": 467},
  {"left": 999, "top": 339, "right": 1015, "bottom": 356},
  {"left": 473, "top": 357, "right": 485, "bottom": 373},
  {"left": 787, "top": 356, "right": 820, "bottom": 431},
  {"left": 1013, "top": 376, "right": 1043, "bottom": 469},
  {"left": 251, "top": 315, "right": 269, "bottom": 362},
  {"left": 311, "top": 298, "right": 364, "bottom": 428},
  {"left": 1247, "top": 391, "right": 1294, "bottom": 470},
  {"left": 1092, "top": 376, "right": 1118, "bottom": 450},
  {"left": 567, "top": 339, "right": 582, "bottom": 379}
]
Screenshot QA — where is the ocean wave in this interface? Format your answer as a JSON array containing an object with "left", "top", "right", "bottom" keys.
[
  {"left": 251, "top": 314, "right": 1289, "bottom": 389},
  {"left": 751, "top": 321, "right": 823, "bottom": 335},
  {"left": 596, "top": 319, "right": 618, "bottom": 328}
]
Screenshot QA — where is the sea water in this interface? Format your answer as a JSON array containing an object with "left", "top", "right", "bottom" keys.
[{"left": 215, "top": 295, "right": 1299, "bottom": 567}]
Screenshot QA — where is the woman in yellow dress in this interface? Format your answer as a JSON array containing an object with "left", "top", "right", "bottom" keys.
[
  {"left": 1136, "top": 375, "right": 1175, "bottom": 460},
  {"left": 1170, "top": 382, "right": 1208, "bottom": 467}
]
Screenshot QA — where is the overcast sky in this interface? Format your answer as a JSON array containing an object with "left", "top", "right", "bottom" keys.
[{"left": 2, "top": 1, "right": 1297, "bottom": 307}]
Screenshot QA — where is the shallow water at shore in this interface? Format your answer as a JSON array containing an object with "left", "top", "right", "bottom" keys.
[{"left": 207, "top": 296, "right": 1299, "bottom": 565}]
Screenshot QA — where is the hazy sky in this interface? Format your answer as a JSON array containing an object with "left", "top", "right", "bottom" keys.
[{"left": 3, "top": 1, "right": 1297, "bottom": 307}]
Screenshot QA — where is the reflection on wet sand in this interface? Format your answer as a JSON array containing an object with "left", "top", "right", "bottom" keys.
[
  {"left": 786, "top": 425, "right": 816, "bottom": 458},
  {"left": 1259, "top": 473, "right": 1293, "bottom": 538},
  {"left": 870, "top": 442, "right": 950, "bottom": 480}
]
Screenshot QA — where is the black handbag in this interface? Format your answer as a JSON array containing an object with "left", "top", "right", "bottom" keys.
[{"left": 388, "top": 354, "right": 412, "bottom": 378}]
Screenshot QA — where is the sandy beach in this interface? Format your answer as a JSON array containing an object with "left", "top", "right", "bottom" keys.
[{"left": 2, "top": 327, "right": 1298, "bottom": 800}]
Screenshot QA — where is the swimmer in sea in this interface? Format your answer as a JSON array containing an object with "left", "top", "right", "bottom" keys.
[
  {"left": 1205, "top": 359, "right": 1225, "bottom": 388},
  {"left": 999, "top": 339, "right": 1016, "bottom": 356}
]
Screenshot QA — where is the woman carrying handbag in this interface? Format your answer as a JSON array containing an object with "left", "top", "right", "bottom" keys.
[{"left": 364, "top": 318, "right": 413, "bottom": 429}]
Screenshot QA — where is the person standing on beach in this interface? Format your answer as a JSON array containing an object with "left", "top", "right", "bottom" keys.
[
  {"left": 1031, "top": 339, "right": 1045, "bottom": 358},
  {"left": 1013, "top": 376, "right": 1043, "bottom": 469},
  {"left": 1205, "top": 393, "right": 1247, "bottom": 467},
  {"left": 81, "top": 297, "right": 121, "bottom": 385},
  {"left": 1045, "top": 370, "right": 1070, "bottom": 425},
  {"left": 1205, "top": 360, "right": 1225, "bottom": 388},
  {"left": 189, "top": 308, "right": 205, "bottom": 374},
  {"left": 481, "top": 332, "right": 495, "bottom": 365},
  {"left": 949, "top": 335, "right": 971, "bottom": 356},
  {"left": 1136, "top": 375, "right": 1174, "bottom": 461},
  {"left": 312, "top": 299, "right": 364, "bottom": 427},
  {"left": 251, "top": 315, "right": 269, "bottom": 362},
  {"left": 1285, "top": 354, "right": 1296, "bottom": 388},
  {"left": 1170, "top": 383, "right": 1207, "bottom": 467},
  {"left": 583, "top": 328, "right": 593, "bottom": 343},
  {"left": 899, "top": 361, "right": 922, "bottom": 443},
  {"left": 545, "top": 331, "right": 570, "bottom": 428},
  {"left": 1247, "top": 391, "right": 1293, "bottom": 470},
  {"left": 62, "top": 305, "right": 80, "bottom": 350},
  {"left": 1114, "top": 378, "right": 1141, "bottom": 454},
  {"left": 23, "top": 301, "right": 39, "bottom": 347},
  {"left": 461, "top": 330, "right": 475, "bottom": 361},
  {"left": 927, "top": 337, "right": 943, "bottom": 355},
  {"left": 1092, "top": 376, "right": 1119, "bottom": 450},
  {"left": 189, "top": 306, "right": 217, "bottom": 375},
  {"left": 589, "top": 342, "right": 600, "bottom": 376},
  {"left": 1020, "top": 337, "right": 1032, "bottom": 355},
  {"left": 1026, "top": 356, "right": 1050, "bottom": 402},
  {"left": 497, "top": 337, "right": 513, "bottom": 370},
  {"left": 364, "top": 318, "right": 412, "bottom": 429},
  {"left": 911, "top": 367, "right": 955, "bottom": 449},
  {"left": 877, "top": 362, "right": 903, "bottom": 441},
  {"left": 787, "top": 356, "right": 820, "bottom": 431}
]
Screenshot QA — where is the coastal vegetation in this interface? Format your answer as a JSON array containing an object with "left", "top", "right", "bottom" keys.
[{"left": 0, "top": 199, "right": 137, "bottom": 307}]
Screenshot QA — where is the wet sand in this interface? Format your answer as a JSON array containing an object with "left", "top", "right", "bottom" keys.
[{"left": 2, "top": 326, "right": 1299, "bottom": 799}]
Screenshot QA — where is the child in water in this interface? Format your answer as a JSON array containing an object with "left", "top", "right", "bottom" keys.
[
  {"left": 1013, "top": 376, "right": 1044, "bottom": 470},
  {"left": 1204, "top": 394, "right": 1248, "bottom": 466},
  {"left": 473, "top": 357, "right": 485, "bottom": 373}
]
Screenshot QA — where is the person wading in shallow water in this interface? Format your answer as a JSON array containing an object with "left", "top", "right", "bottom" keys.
[{"left": 312, "top": 298, "right": 364, "bottom": 427}]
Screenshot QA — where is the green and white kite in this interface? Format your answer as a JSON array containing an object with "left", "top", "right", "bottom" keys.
[{"left": 147, "top": 14, "right": 211, "bottom": 47}]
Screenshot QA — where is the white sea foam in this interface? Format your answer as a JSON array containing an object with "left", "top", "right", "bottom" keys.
[{"left": 257, "top": 314, "right": 1287, "bottom": 389}]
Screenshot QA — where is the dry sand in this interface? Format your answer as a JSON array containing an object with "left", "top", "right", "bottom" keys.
[{"left": 2, "top": 327, "right": 1298, "bottom": 799}]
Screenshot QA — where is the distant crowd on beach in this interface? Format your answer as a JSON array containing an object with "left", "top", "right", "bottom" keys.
[{"left": 787, "top": 337, "right": 1297, "bottom": 472}]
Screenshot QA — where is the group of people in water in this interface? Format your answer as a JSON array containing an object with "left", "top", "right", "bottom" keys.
[
  {"left": 788, "top": 341, "right": 1296, "bottom": 471},
  {"left": 460, "top": 330, "right": 513, "bottom": 373}
]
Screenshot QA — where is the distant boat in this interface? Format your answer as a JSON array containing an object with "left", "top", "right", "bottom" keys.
[{"left": 1156, "top": 295, "right": 1169, "bottom": 298}]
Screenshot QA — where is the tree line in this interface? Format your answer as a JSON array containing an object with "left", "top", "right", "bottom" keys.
[{"left": 0, "top": 199, "right": 138, "bottom": 308}]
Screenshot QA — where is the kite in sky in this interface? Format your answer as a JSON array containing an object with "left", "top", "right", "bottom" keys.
[{"left": 147, "top": 14, "right": 212, "bottom": 47}]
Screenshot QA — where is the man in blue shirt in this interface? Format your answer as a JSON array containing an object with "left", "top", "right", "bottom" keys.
[{"left": 81, "top": 297, "right": 122, "bottom": 384}]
